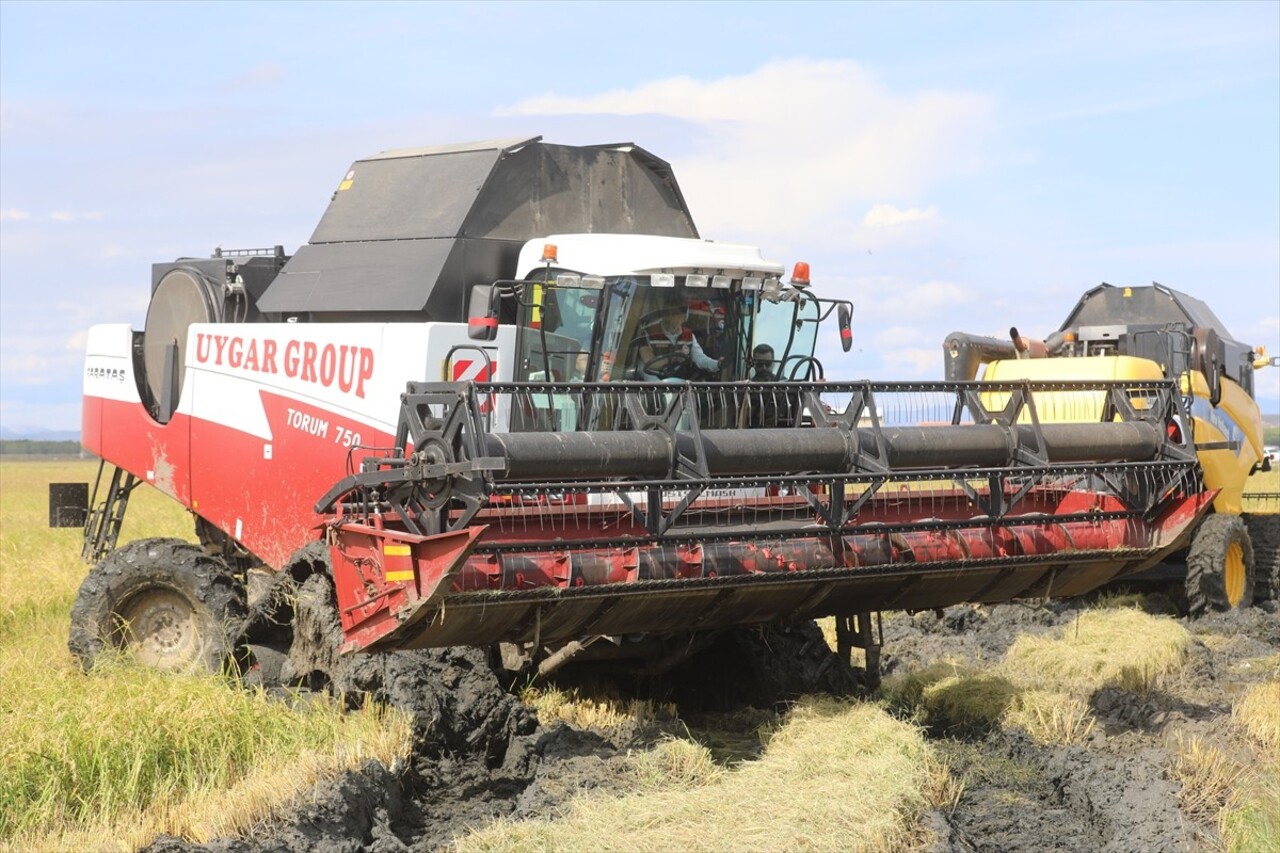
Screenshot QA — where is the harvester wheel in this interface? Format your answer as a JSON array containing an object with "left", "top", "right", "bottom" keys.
[
  {"left": 68, "top": 538, "right": 246, "bottom": 672},
  {"left": 1185, "top": 515, "right": 1255, "bottom": 615},
  {"left": 284, "top": 570, "right": 349, "bottom": 694},
  {"left": 1243, "top": 513, "right": 1280, "bottom": 603}
]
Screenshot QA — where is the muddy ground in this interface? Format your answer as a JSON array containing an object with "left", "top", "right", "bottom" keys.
[
  {"left": 141, "top": 591, "right": 1278, "bottom": 853},
  {"left": 893, "top": 598, "right": 1279, "bottom": 852}
]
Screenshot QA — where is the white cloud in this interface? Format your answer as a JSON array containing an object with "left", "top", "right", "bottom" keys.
[
  {"left": 499, "top": 60, "right": 992, "bottom": 242},
  {"left": 858, "top": 279, "right": 968, "bottom": 321},
  {"left": 0, "top": 330, "right": 89, "bottom": 386},
  {"left": 1, "top": 208, "right": 31, "bottom": 221},
  {"left": 862, "top": 204, "right": 940, "bottom": 227},
  {"left": 49, "top": 210, "right": 102, "bottom": 222}
]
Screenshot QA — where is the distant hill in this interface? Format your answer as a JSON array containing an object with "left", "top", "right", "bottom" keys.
[
  {"left": 1, "top": 439, "right": 89, "bottom": 457},
  {"left": 0, "top": 426, "right": 80, "bottom": 442}
]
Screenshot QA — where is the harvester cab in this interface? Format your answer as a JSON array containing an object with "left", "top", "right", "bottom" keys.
[
  {"left": 469, "top": 233, "right": 849, "bottom": 389},
  {"left": 55, "top": 139, "right": 1238, "bottom": 688},
  {"left": 944, "top": 282, "right": 1278, "bottom": 611}
]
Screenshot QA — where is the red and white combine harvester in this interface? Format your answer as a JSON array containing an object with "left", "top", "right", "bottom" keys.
[{"left": 57, "top": 137, "right": 1254, "bottom": 687}]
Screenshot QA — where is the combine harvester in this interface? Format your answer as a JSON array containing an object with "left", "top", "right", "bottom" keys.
[
  {"left": 946, "top": 286, "right": 1279, "bottom": 612},
  {"left": 54, "top": 138, "right": 1271, "bottom": 688}
]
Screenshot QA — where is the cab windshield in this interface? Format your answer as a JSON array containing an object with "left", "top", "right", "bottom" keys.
[{"left": 514, "top": 275, "right": 821, "bottom": 384}]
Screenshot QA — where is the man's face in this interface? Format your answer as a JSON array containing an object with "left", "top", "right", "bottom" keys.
[{"left": 661, "top": 305, "right": 683, "bottom": 332}]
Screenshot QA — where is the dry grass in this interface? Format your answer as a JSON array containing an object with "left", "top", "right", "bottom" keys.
[
  {"left": 1167, "top": 733, "right": 1244, "bottom": 824},
  {"left": 456, "top": 697, "right": 951, "bottom": 853},
  {"left": 521, "top": 685, "right": 677, "bottom": 737},
  {"left": 884, "top": 664, "right": 1095, "bottom": 746},
  {"left": 882, "top": 661, "right": 974, "bottom": 715},
  {"left": 628, "top": 737, "right": 724, "bottom": 789},
  {"left": 921, "top": 673, "right": 1020, "bottom": 736},
  {"left": 882, "top": 663, "right": 1019, "bottom": 737},
  {"left": 884, "top": 608, "right": 1189, "bottom": 746},
  {"left": 1233, "top": 681, "right": 1280, "bottom": 755},
  {"left": 1003, "top": 609, "right": 1190, "bottom": 694},
  {"left": 0, "top": 460, "right": 412, "bottom": 850},
  {"left": 1005, "top": 690, "right": 1096, "bottom": 745}
]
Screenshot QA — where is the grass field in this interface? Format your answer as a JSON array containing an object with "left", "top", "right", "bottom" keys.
[
  {"left": 1247, "top": 467, "right": 1280, "bottom": 495},
  {"left": 0, "top": 460, "right": 410, "bottom": 852}
]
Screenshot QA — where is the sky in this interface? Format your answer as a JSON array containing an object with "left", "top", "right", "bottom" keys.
[{"left": 1, "top": 0, "right": 1277, "bottom": 433}]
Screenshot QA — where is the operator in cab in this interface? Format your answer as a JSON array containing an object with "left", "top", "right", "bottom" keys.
[
  {"left": 749, "top": 344, "right": 777, "bottom": 381},
  {"left": 635, "top": 292, "right": 723, "bottom": 380}
]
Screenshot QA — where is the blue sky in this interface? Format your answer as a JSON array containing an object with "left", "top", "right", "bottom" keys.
[{"left": 2, "top": 0, "right": 1277, "bottom": 432}]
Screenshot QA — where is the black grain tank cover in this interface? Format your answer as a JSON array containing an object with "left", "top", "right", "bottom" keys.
[
  {"left": 1059, "top": 283, "right": 1255, "bottom": 393},
  {"left": 1059, "top": 283, "right": 1234, "bottom": 337},
  {"left": 255, "top": 137, "right": 699, "bottom": 321}
]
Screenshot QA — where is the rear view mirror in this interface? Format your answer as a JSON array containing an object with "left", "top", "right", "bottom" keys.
[
  {"left": 468, "top": 316, "right": 498, "bottom": 341},
  {"left": 838, "top": 303, "right": 853, "bottom": 352},
  {"left": 467, "top": 285, "right": 498, "bottom": 342}
]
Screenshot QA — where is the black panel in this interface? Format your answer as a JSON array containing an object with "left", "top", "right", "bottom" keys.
[
  {"left": 258, "top": 139, "right": 700, "bottom": 321},
  {"left": 310, "top": 149, "right": 500, "bottom": 244},
  {"left": 49, "top": 482, "right": 88, "bottom": 528},
  {"left": 1061, "top": 283, "right": 1237, "bottom": 341},
  {"left": 257, "top": 240, "right": 457, "bottom": 314}
]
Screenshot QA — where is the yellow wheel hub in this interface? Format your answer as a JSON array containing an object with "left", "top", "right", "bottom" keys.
[{"left": 1224, "top": 542, "right": 1246, "bottom": 607}]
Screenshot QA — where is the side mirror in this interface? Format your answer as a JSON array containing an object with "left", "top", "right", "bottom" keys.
[
  {"left": 838, "top": 303, "right": 853, "bottom": 352},
  {"left": 467, "top": 284, "right": 498, "bottom": 342},
  {"left": 468, "top": 316, "right": 498, "bottom": 342}
]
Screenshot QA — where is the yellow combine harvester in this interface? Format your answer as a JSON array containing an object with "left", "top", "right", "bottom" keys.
[{"left": 945, "top": 283, "right": 1278, "bottom": 612}]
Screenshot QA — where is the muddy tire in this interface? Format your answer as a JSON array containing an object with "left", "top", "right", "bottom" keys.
[
  {"left": 69, "top": 538, "right": 247, "bottom": 672},
  {"left": 1185, "top": 515, "right": 1255, "bottom": 615},
  {"left": 284, "top": 570, "right": 349, "bottom": 693},
  {"left": 1243, "top": 513, "right": 1280, "bottom": 603}
]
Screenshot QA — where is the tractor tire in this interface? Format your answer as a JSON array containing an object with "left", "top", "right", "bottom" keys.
[
  {"left": 283, "top": 569, "right": 349, "bottom": 694},
  {"left": 1185, "top": 515, "right": 1255, "bottom": 615},
  {"left": 1243, "top": 513, "right": 1280, "bottom": 603},
  {"left": 69, "top": 538, "right": 247, "bottom": 673}
]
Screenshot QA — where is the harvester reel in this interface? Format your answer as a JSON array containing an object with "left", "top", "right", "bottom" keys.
[{"left": 68, "top": 538, "right": 246, "bottom": 673}]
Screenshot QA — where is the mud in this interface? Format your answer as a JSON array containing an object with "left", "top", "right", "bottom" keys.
[
  {"left": 142, "top": 584, "right": 1277, "bottom": 853},
  {"left": 911, "top": 599, "right": 1279, "bottom": 853}
]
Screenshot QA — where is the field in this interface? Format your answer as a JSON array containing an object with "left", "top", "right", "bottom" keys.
[
  {"left": 2, "top": 458, "right": 1278, "bottom": 852},
  {"left": 0, "top": 461, "right": 409, "bottom": 851}
]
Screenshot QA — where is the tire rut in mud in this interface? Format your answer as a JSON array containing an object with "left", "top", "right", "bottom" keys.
[{"left": 930, "top": 729, "right": 1207, "bottom": 853}]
